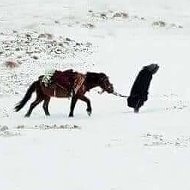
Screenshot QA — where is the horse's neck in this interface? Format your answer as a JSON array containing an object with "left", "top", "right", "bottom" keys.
[
  {"left": 86, "top": 73, "right": 101, "bottom": 90},
  {"left": 88, "top": 83, "right": 99, "bottom": 90}
]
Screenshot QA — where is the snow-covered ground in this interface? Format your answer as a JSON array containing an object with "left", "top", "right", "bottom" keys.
[{"left": 0, "top": 0, "right": 190, "bottom": 189}]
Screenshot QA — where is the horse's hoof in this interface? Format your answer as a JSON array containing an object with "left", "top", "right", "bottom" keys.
[
  {"left": 69, "top": 114, "right": 74, "bottom": 117},
  {"left": 87, "top": 111, "right": 91, "bottom": 116},
  {"left": 24, "top": 114, "right": 30, "bottom": 117}
]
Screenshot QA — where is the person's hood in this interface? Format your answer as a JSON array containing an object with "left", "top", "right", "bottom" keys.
[{"left": 144, "top": 63, "right": 159, "bottom": 74}]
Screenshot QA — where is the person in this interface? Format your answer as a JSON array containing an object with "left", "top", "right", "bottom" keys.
[{"left": 127, "top": 63, "right": 159, "bottom": 113}]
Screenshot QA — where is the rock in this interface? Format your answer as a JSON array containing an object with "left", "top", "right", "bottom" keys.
[
  {"left": 83, "top": 23, "right": 95, "bottom": 29},
  {"left": 152, "top": 21, "right": 167, "bottom": 27},
  {"left": 100, "top": 13, "right": 107, "bottom": 19},
  {"left": 0, "top": 125, "right": 8, "bottom": 131},
  {"left": 32, "top": 55, "right": 39, "bottom": 60},
  {"left": 55, "top": 20, "right": 60, "bottom": 24},
  {"left": 113, "top": 12, "right": 128, "bottom": 19},
  {"left": 66, "top": 37, "right": 72, "bottom": 41},
  {"left": 4, "top": 61, "right": 19, "bottom": 68}
]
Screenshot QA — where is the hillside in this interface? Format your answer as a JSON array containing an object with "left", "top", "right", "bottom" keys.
[{"left": 0, "top": 0, "right": 190, "bottom": 190}]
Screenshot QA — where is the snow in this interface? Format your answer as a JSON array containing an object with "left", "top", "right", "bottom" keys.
[{"left": 0, "top": 0, "right": 190, "bottom": 189}]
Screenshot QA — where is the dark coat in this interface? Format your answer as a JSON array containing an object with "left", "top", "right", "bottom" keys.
[{"left": 127, "top": 64, "right": 159, "bottom": 110}]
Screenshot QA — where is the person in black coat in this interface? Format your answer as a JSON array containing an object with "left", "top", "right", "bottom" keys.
[{"left": 127, "top": 63, "right": 159, "bottom": 113}]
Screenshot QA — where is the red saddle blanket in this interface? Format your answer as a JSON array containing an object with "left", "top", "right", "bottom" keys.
[{"left": 50, "top": 69, "right": 85, "bottom": 94}]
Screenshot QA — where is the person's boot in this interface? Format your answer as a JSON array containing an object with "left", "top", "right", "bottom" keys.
[{"left": 134, "top": 107, "right": 139, "bottom": 113}]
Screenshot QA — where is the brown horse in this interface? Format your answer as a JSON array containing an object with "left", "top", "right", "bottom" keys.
[{"left": 14, "top": 69, "right": 114, "bottom": 117}]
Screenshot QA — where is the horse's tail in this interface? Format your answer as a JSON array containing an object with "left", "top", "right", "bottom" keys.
[{"left": 14, "top": 81, "right": 37, "bottom": 112}]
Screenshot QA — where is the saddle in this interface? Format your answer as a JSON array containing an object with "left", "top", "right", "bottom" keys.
[{"left": 40, "top": 69, "right": 85, "bottom": 96}]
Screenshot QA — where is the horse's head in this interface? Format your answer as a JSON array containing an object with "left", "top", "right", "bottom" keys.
[{"left": 98, "top": 73, "right": 114, "bottom": 94}]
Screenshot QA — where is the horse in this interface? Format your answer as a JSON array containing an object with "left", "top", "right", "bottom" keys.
[{"left": 14, "top": 69, "right": 114, "bottom": 117}]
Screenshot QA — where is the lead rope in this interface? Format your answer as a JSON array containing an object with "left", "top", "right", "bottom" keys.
[
  {"left": 94, "top": 89, "right": 128, "bottom": 98},
  {"left": 112, "top": 91, "right": 129, "bottom": 98}
]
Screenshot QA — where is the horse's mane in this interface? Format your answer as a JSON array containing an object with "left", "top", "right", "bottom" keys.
[
  {"left": 86, "top": 72, "right": 107, "bottom": 79},
  {"left": 55, "top": 69, "right": 74, "bottom": 74}
]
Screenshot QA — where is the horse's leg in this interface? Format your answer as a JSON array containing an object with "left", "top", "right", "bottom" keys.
[
  {"left": 78, "top": 95, "right": 92, "bottom": 116},
  {"left": 43, "top": 96, "right": 51, "bottom": 116},
  {"left": 69, "top": 96, "right": 78, "bottom": 117},
  {"left": 25, "top": 97, "right": 43, "bottom": 117}
]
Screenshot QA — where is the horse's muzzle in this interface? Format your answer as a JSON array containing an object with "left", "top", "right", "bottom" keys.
[{"left": 107, "top": 84, "right": 114, "bottom": 93}]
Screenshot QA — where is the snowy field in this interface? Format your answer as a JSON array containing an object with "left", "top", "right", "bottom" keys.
[{"left": 0, "top": 0, "right": 190, "bottom": 189}]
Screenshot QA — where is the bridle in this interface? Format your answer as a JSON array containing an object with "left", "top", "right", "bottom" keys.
[{"left": 99, "top": 76, "right": 113, "bottom": 90}]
